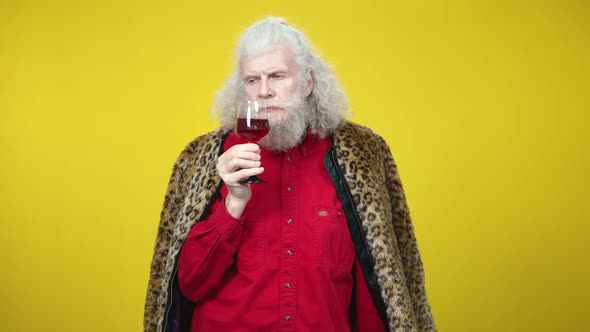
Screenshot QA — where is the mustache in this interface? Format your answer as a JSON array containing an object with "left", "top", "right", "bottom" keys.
[{"left": 264, "top": 95, "right": 306, "bottom": 110}]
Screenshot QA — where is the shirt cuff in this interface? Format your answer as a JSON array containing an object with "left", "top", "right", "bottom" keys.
[{"left": 208, "top": 201, "right": 245, "bottom": 240}]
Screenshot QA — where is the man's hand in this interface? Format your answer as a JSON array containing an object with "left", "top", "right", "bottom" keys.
[{"left": 216, "top": 143, "right": 264, "bottom": 218}]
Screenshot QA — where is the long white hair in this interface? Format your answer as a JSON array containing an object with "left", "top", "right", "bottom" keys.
[{"left": 211, "top": 17, "right": 350, "bottom": 138}]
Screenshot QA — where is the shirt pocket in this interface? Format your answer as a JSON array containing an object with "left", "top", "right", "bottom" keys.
[
  {"left": 312, "top": 206, "right": 355, "bottom": 275},
  {"left": 235, "top": 209, "right": 266, "bottom": 271}
]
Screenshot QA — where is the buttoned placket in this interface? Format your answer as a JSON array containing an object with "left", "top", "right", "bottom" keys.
[{"left": 279, "top": 151, "right": 297, "bottom": 332}]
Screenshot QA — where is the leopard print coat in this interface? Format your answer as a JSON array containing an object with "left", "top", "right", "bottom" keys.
[{"left": 144, "top": 121, "right": 435, "bottom": 332}]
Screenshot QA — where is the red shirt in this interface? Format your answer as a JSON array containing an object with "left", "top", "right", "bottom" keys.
[{"left": 178, "top": 132, "right": 385, "bottom": 332}]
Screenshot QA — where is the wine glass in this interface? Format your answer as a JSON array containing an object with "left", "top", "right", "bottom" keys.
[{"left": 235, "top": 100, "right": 270, "bottom": 183}]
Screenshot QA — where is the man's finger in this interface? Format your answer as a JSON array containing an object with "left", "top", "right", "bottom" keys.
[
  {"left": 224, "top": 167, "right": 265, "bottom": 185},
  {"left": 218, "top": 147, "right": 260, "bottom": 166},
  {"left": 226, "top": 159, "right": 261, "bottom": 173}
]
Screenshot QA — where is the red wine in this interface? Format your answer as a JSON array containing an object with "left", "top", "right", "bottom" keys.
[{"left": 236, "top": 118, "right": 269, "bottom": 142}]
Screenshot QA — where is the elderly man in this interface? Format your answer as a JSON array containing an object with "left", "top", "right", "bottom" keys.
[{"left": 145, "top": 17, "right": 435, "bottom": 332}]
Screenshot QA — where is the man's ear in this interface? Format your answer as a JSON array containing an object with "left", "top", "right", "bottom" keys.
[{"left": 304, "top": 68, "right": 314, "bottom": 97}]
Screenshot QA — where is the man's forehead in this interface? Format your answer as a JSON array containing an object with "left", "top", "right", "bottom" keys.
[{"left": 240, "top": 45, "right": 296, "bottom": 74}]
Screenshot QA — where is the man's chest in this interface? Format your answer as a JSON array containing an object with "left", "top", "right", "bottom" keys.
[{"left": 235, "top": 139, "right": 355, "bottom": 274}]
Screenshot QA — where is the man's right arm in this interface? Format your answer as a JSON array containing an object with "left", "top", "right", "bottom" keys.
[
  {"left": 177, "top": 196, "right": 244, "bottom": 302},
  {"left": 177, "top": 142, "right": 264, "bottom": 303}
]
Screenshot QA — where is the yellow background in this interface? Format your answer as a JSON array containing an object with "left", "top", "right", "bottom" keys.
[{"left": 1, "top": 1, "right": 588, "bottom": 331}]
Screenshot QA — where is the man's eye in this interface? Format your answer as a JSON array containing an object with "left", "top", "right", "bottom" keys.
[
  {"left": 246, "top": 78, "right": 258, "bottom": 84},
  {"left": 271, "top": 74, "right": 284, "bottom": 80}
]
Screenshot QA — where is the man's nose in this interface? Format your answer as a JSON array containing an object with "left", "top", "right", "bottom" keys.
[{"left": 257, "top": 78, "right": 275, "bottom": 99}]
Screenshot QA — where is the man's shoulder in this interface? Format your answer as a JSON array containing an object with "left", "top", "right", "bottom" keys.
[
  {"left": 334, "top": 121, "right": 386, "bottom": 146},
  {"left": 174, "top": 127, "right": 229, "bottom": 165},
  {"left": 333, "top": 120, "right": 394, "bottom": 166}
]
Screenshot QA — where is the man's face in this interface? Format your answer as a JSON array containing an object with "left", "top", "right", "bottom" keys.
[{"left": 240, "top": 45, "right": 311, "bottom": 107}]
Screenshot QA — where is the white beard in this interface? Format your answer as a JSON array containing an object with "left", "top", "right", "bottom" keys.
[{"left": 258, "top": 94, "right": 311, "bottom": 153}]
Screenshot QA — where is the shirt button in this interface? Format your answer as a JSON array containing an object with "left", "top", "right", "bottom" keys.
[
  {"left": 285, "top": 315, "right": 291, "bottom": 321},
  {"left": 287, "top": 186, "right": 292, "bottom": 192},
  {"left": 286, "top": 282, "right": 291, "bottom": 288},
  {"left": 287, "top": 156, "right": 292, "bottom": 162},
  {"left": 287, "top": 218, "right": 293, "bottom": 224},
  {"left": 287, "top": 249, "right": 292, "bottom": 255}
]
